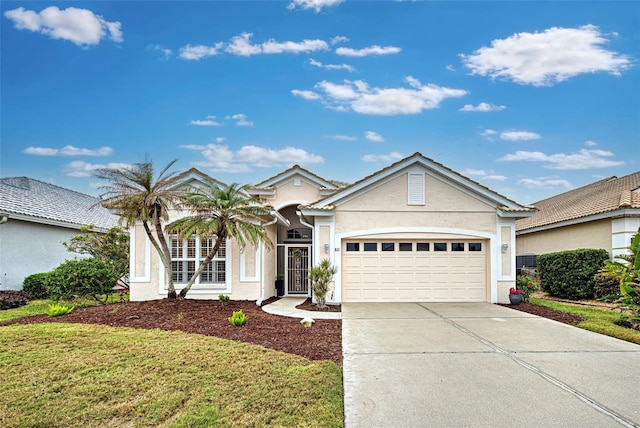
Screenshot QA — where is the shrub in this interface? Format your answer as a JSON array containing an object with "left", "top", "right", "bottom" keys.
[
  {"left": 45, "top": 258, "right": 118, "bottom": 304},
  {"left": 516, "top": 275, "right": 540, "bottom": 303},
  {"left": 593, "top": 272, "right": 621, "bottom": 298},
  {"left": 48, "top": 303, "right": 74, "bottom": 316},
  {"left": 219, "top": 294, "right": 230, "bottom": 306},
  {"left": 0, "top": 290, "right": 31, "bottom": 310},
  {"left": 537, "top": 248, "right": 609, "bottom": 299},
  {"left": 22, "top": 272, "right": 50, "bottom": 299},
  {"left": 309, "top": 259, "right": 338, "bottom": 309},
  {"left": 228, "top": 310, "right": 248, "bottom": 326}
]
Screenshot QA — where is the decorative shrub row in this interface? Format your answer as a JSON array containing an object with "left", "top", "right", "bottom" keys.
[
  {"left": 45, "top": 258, "right": 118, "bottom": 302},
  {"left": 537, "top": 248, "right": 609, "bottom": 299},
  {"left": 0, "top": 290, "right": 31, "bottom": 310}
]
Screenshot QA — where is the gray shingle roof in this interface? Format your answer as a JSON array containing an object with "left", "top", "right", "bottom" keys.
[
  {"left": 0, "top": 177, "right": 120, "bottom": 230},
  {"left": 516, "top": 171, "right": 640, "bottom": 231}
]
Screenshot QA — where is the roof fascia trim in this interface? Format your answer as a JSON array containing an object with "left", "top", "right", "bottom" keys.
[
  {"left": 516, "top": 208, "right": 640, "bottom": 235},
  {"left": 0, "top": 212, "right": 111, "bottom": 232}
]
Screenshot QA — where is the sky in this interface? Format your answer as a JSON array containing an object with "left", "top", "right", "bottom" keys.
[{"left": 1, "top": 1, "right": 639, "bottom": 205}]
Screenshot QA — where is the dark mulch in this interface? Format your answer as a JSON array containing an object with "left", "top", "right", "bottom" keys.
[
  {"left": 0, "top": 298, "right": 342, "bottom": 365},
  {"left": 296, "top": 298, "right": 341, "bottom": 312},
  {"left": 499, "top": 302, "right": 585, "bottom": 325}
]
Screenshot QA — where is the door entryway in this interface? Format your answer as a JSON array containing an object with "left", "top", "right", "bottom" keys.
[{"left": 286, "top": 246, "right": 311, "bottom": 295}]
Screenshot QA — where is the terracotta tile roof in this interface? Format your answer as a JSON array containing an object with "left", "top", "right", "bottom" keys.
[
  {"left": 0, "top": 177, "right": 119, "bottom": 229},
  {"left": 516, "top": 171, "right": 640, "bottom": 231}
]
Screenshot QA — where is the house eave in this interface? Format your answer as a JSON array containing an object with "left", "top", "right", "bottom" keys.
[
  {"left": 498, "top": 209, "right": 536, "bottom": 219},
  {"left": 0, "top": 212, "right": 112, "bottom": 232},
  {"left": 516, "top": 208, "right": 640, "bottom": 235}
]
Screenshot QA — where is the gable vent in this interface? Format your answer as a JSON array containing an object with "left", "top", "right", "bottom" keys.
[{"left": 408, "top": 173, "right": 425, "bottom": 205}]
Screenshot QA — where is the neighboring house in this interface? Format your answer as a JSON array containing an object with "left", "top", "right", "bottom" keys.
[
  {"left": 0, "top": 177, "right": 120, "bottom": 290},
  {"left": 516, "top": 171, "right": 640, "bottom": 265},
  {"left": 129, "top": 153, "right": 534, "bottom": 304}
]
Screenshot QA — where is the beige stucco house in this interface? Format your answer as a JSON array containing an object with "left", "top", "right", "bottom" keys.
[
  {"left": 129, "top": 153, "right": 534, "bottom": 304},
  {"left": 516, "top": 171, "right": 640, "bottom": 264}
]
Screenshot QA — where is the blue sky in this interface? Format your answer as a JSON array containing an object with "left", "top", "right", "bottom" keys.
[{"left": 1, "top": 1, "right": 638, "bottom": 205}]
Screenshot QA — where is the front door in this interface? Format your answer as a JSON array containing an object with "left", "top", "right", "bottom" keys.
[{"left": 286, "top": 246, "right": 310, "bottom": 295}]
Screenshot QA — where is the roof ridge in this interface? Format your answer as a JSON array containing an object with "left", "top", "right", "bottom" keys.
[{"left": 1, "top": 176, "right": 99, "bottom": 200}]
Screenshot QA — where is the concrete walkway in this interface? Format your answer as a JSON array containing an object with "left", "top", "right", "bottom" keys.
[
  {"left": 342, "top": 302, "right": 640, "bottom": 428},
  {"left": 261, "top": 297, "right": 341, "bottom": 320}
]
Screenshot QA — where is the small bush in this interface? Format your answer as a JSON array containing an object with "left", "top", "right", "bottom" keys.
[
  {"left": 48, "top": 303, "right": 74, "bottom": 316},
  {"left": 593, "top": 272, "right": 621, "bottom": 298},
  {"left": 537, "top": 248, "right": 609, "bottom": 299},
  {"left": 45, "top": 258, "right": 118, "bottom": 303},
  {"left": 228, "top": 310, "right": 248, "bottom": 326},
  {"left": 0, "top": 290, "right": 31, "bottom": 310},
  {"left": 219, "top": 294, "right": 230, "bottom": 306},
  {"left": 22, "top": 272, "right": 50, "bottom": 299},
  {"left": 516, "top": 275, "right": 540, "bottom": 303}
]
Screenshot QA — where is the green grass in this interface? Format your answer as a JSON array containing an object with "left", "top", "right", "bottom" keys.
[
  {"left": 0, "top": 294, "right": 126, "bottom": 322},
  {"left": 0, "top": 323, "right": 344, "bottom": 427},
  {"left": 531, "top": 297, "right": 640, "bottom": 345}
]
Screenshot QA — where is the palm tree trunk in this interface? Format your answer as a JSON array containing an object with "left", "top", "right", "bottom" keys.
[
  {"left": 143, "top": 221, "right": 177, "bottom": 299},
  {"left": 179, "top": 235, "right": 225, "bottom": 298}
]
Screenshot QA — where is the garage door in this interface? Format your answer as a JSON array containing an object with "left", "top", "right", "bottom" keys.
[{"left": 342, "top": 239, "right": 487, "bottom": 302}]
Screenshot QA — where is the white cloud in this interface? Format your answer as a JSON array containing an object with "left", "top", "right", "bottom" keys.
[
  {"left": 460, "top": 25, "right": 631, "bottom": 86},
  {"left": 446, "top": 64, "right": 455, "bottom": 72},
  {"left": 179, "top": 43, "right": 223, "bottom": 60},
  {"left": 584, "top": 140, "right": 597, "bottom": 147},
  {"left": 214, "top": 137, "right": 226, "bottom": 143},
  {"left": 330, "top": 36, "right": 349, "bottom": 45},
  {"left": 362, "top": 152, "right": 404, "bottom": 163},
  {"left": 291, "top": 89, "right": 322, "bottom": 100},
  {"left": 500, "top": 130, "right": 541, "bottom": 141},
  {"left": 63, "top": 161, "right": 131, "bottom": 177},
  {"left": 287, "top": 0, "right": 344, "bottom": 12},
  {"left": 225, "top": 32, "right": 328, "bottom": 56},
  {"left": 296, "top": 76, "right": 467, "bottom": 115},
  {"left": 336, "top": 45, "right": 401, "bottom": 57},
  {"left": 148, "top": 44, "right": 172, "bottom": 60},
  {"left": 184, "top": 144, "right": 323, "bottom": 172},
  {"left": 462, "top": 168, "right": 507, "bottom": 182},
  {"left": 327, "top": 134, "right": 357, "bottom": 141},
  {"left": 24, "top": 145, "right": 113, "bottom": 156},
  {"left": 309, "top": 58, "right": 356, "bottom": 72},
  {"left": 499, "top": 148, "right": 624, "bottom": 170},
  {"left": 481, "top": 129, "right": 497, "bottom": 137},
  {"left": 190, "top": 115, "right": 222, "bottom": 126},
  {"left": 227, "top": 113, "right": 253, "bottom": 127},
  {"left": 4, "top": 6, "right": 122, "bottom": 47},
  {"left": 364, "top": 131, "right": 384, "bottom": 142},
  {"left": 460, "top": 102, "right": 506, "bottom": 112},
  {"left": 518, "top": 178, "right": 572, "bottom": 189}
]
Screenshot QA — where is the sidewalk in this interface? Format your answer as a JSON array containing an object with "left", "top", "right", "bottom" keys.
[{"left": 261, "top": 297, "right": 342, "bottom": 320}]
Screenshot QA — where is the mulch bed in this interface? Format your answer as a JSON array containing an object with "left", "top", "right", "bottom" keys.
[
  {"left": 0, "top": 298, "right": 343, "bottom": 365},
  {"left": 498, "top": 302, "right": 585, "bottom": 325},
  {"left": 296, "top": 298, "right": 341, "bottom": 312}
]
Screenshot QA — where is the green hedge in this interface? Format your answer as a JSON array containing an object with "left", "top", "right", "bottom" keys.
[
  {"left": 44, "top": 258, "right": 118, "bottom": 302},
  {"left": 537, "top": 248, "right": 609, "bottom": 299},
  {"left": 22, "top": 272, "right": 50, "bottom": 299}
]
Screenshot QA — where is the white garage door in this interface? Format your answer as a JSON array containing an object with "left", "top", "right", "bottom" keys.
[{"left": 342, "top": 240, "right": 488, "bottom": 302}]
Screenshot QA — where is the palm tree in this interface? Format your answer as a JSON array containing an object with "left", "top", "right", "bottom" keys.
[
  {"left": 167, "top": 183, "right": 273, "bottom": 298},
  {"left": 95, "top": 158, "right": 183, "bottom": 298}
]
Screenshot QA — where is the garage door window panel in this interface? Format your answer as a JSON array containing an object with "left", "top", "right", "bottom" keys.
[
  {"left": 468, "top": 242, "right": 482, "bottom": 251},
  {"left": 346, "top": 243, "right": 360, "bottom": 252},
  {"left": 416, "top": 243, "right": 430, "bottom": 251},
  {"left": 382, "top": 243, "right": 395, "bottom": 252},
  {"left": 452, "top": 243, "right": 465, "bottom": 252},
  {"left": 399, "top": 243, "right": 412, "bottom": 251},
  {"left": 434, "top": 243, "right": 447, "bottom": 251},
  {"left": 364, "top": 242, "right": 377, "bottom": 252}
]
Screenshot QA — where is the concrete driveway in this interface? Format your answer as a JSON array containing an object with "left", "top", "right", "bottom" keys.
[{"left": 342, "top": 303, "right": 640, "bottom": 428}]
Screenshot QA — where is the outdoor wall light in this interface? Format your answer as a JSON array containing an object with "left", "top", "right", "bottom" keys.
[
  {"left": 501, "top": 243, "right": 509, "bottom": 253},
  {"left": 324, "top": 243, "right": 330, "bottom": 254}
]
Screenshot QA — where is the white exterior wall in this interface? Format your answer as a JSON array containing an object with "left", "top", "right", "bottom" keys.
[
  {"left": 612, "top": 217, "right": 640, "bottom": 258},
  {"left": 0, "top": 219, "right": 87, "bottom": 290}
]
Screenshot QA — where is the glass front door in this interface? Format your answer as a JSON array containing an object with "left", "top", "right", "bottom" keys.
[{"left": 286, "top": 246, "right": 310, "bottom": 295}]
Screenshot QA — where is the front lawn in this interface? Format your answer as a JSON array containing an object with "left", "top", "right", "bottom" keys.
[
  {"left": 0, "top": 322, "right": 343, "bottom": 427},
  {"left": 531, "top": 297, "right": 640, "bottom": 345}
]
